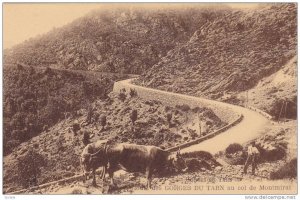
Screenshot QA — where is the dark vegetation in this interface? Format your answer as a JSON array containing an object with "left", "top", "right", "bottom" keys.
[
  {"left": 270, "top": 158, "right": 297, "bottom": 180},
  {"left": 182, "top": 151, "right": 221, "bottom": 172},
  {"left": 130, "top": 109, "right": 138, "bottom": 126},
  {"left": 223, "top": 129, "right": 290, "bottom": 167},
  {"left": 100, "top": 115, "right": 107, "bottom": 131},
  {"left": 82, "top": 131, "right": 90, "bottom": 146},
  {"left": 223, "top": 143, "right": 247, "bottom": 165},
  {"left": 16, "top": 148, "right": 47, "bottom": 188},
  {"left": 270, "top": 97, "right": 297, "bottom": 120},
  {"left": 3, "top": 65, "right": 125, "bottom": 155},
  {"left": 225, "top": 143, "right": 243, "bottom": 155}
]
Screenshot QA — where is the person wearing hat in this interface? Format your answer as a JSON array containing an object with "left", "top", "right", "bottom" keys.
[{"left": 243, "top": 141, "right": 260, "bottom": 175}]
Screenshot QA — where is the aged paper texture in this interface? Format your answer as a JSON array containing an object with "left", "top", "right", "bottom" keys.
[{"left": 3, "top": 2, "right": 297, "bottom": 195}]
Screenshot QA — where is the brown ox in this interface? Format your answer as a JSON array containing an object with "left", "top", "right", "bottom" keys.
[
  {"left": 105, "top": 143, "right": 188, "bottom": 189},
  {"left": 80, "top": 140, "right": 108, "bottom": 185}
]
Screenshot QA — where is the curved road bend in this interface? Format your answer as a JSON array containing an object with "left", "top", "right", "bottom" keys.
[{"left": 118, "top": 79, "right": 271, "bottom": 154}]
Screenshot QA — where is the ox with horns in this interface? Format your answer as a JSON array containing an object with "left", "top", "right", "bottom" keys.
[
  {"left": 105, "top": 143, "right": 187, "bottom": 189},
  {"left": 80, "top": 140, "right": 108, "bottom": 186},
  {"left": 81, "top": 141, "right": 188, "bottom": 188}
]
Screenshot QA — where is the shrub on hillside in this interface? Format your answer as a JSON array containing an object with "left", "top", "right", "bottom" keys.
[
  {"left": 118, "top": 92, "right": 126, "bottom": 102},
  {"left": 100, "top": 115, "right": 107, "bottom": 131},
  {"left": 17, "top": 148, "right": 47, "bottom": 188},
  {"left": 56, "top": 134, "right": 65, "bottom": 152},
  {"left": 130, "top": 109, "right": 138, "bottom": 125},
  {"left": 176, "top": 104, "right": 190, "bottom": 112},
  {"left": 72, "top": 121, "right": 80, "bottom": 135},
  {"left": 82, "top": 131, "right": 90, "bottom": 146},
  {"left": 129, "top": 88, "right": 137, "bottom": 98},
  {"left": 166, "top": 112, "right": 172, "bottom": 128},
  {"left": 269, "top": 97, "right": 297, "bottom": 120},
  {"left": 71, "top": 188, "right": 83, "bottom": 194},
  {"left": 257, "top": 144, "right": 286, "bottom": 161},
  {"left": 270, "top": 158, "right": 297, "bottom": 180},
  {"left": 225, "top": 143, "right": 243, "bottom": 155}
]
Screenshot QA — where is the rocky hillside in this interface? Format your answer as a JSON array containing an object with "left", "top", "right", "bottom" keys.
[
  {"left": 236, "top": 56, "right": 297, "bottom": 119},
  {"left": 136, "top": 4, "right": 296, "bottom": 100},
  {"left": 4, "top": 6, "right": 230, "bottom": 74},
  {"left": 3, "top": 92, "right": 225, "bottom": 193}
]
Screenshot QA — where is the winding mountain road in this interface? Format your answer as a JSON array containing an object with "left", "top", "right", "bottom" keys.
[
  {"left": 115, "top": 79, "right": 271, "bottom": 154},
  {"left": 181, "top": 106, "right": 270, "bottom": 154}
]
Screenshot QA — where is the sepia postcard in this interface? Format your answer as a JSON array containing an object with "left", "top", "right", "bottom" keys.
[{"left": 2, "top": 2, "right": 298, "bottom": 196}]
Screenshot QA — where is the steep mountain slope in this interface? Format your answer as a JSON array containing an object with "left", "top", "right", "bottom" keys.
[
  {"left": 3, "top": 65, "right": 128, "bottom": 155},
  {"left": 237, "top": 56, "right": 297, "bottom": 119},
  {"left": 137, "top": 4, "right": 296, "bottom": 100},
  {"left": 4, "top": 7, "right": 230, "bottom": 74}
]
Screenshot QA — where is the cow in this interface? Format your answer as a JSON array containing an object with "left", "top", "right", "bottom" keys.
[
  {"left": 105, "top": 143, "right": 188, "bottom": 189},
  {"left": 80, "top": 140, "right": 108, "bottom": 185}
]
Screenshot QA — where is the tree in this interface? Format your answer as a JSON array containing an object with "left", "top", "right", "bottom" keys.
[
  {"left": 86, "top": 105, "right": 94, "bottom": 125},
  {"left": 17, "top": 148, "right": 47, "bottom": 188},
  {"left": 56, "top": 133, "right": 65, "bottom": 152},
  {"left": 130, "top": 109, "right": 138, "bottom": 126},
  {"left": 118, "top": 91, "right": 126, "bottom": 102},
  {"left": 100, "top": 115, "right": 107, "bottom": 131},
  {"left": 166, "top": 112, "right": 172, "bottom": 128},
  {"left": 72, "top": 121, "right": 80, "bottom": 135},
  {"left": 129, "top": 88, "right": 137, "bottom": 98},
  {"left": 82, "top": 130, "right": 90, "bottom": 146}
]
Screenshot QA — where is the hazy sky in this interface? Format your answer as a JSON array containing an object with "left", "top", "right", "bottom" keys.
[
  {"left": 3, "top": 3, "right": 260, "bottom": 49},
  {"left": 3, "top": 3, "right": 102, "bottom": 49}
]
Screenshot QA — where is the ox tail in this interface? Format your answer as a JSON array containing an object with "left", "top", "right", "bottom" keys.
[
  {"left": 80, "top": 154, "right": 91, "bottom": 183},
  {"left": 80, "top": 156, "right": 86, "bottom": 183}
]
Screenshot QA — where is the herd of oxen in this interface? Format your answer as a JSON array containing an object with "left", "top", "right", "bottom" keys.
[{"left": 80, "top": 140, "right": 188, "bottom": 189}]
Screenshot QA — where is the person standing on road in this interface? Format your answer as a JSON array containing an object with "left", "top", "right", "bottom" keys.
[{"left": 243, "top": 141, "right": 260, "bottom": 175}]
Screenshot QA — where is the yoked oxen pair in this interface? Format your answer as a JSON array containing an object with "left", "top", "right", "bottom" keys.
[{"left": 80, "top": 141, "right": 188, "bottom": 188}]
